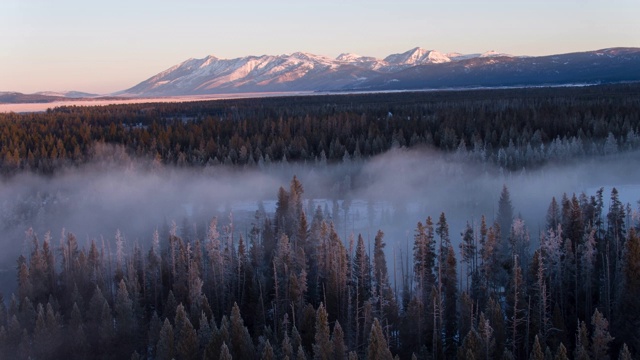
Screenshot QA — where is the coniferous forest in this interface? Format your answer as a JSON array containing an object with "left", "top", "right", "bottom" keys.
[{"left": 1, "top": 84, "right": 640, "bottom": 359}]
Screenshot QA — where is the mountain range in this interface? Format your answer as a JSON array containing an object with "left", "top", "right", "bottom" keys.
[
  {"left": 120, "top": 47, "right": 640, "bottom": 97},
  {"left": 3, "top": 47, "right": 640, "bottom": 104}
]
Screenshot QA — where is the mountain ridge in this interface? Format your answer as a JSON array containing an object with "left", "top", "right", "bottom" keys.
[{"left": 119, "top": 47, "right": 640, "bottom": 97}]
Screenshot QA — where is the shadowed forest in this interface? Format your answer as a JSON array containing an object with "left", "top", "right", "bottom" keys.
[{"left": 1, "top": 84, "right": 640, "bottom": 359}]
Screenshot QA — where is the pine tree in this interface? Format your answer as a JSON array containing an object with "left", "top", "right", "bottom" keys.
[
  {"left": 313, "top": 303, "right": 334, "bottom": 360},
  {"left": 618, "top": 343, "right": 632, "bottom": 360},
  {"left": 497, "top": 185, "right": 514, "bottom": 246},
  {"left": 230, "top": 302, "right": 255, "bottom": 360},
  {"left": 574, "top": 320, "right": 590, "bottom": 360},
  {"left": 546, "top": 197, "right": 561, "bottom": 230},
  {"left": 261, "top": 339, "right": 275, "bottom": 360},
  {"left": 372, "top": 229, "right": 397, "bottom": 341},
  {"left": 478, "top": 312, "right": 495, "bottom": 360},
  {"left": 148, "top": 312, "right": 162, "bottom": 358},
  {"left": 487, "top": 297, "right": 506, "bottom": 358},
  {"left": 175, "top": 304, "right": 199, "bottom": 360},
  {"left": 443, "top": 244, "right": 458, "bottom": 358},
  {"left": 298, "top": 345, "right": 309, "bottom": 360},
  {"left": 282, "top": 331, "right": 294, "bottom": 360},
  {"left": 68, "top": 302, "right": 88, "bottom": 359},
  {"left": 219, "top": 342, "right": 233, "bottom": 360},
  {"left": 98, "top": 300, "right": 114, "bottom": 355},
  {"left": 617, "top": 227, "right": 640, "bottom": 353},
  {"left": 332, "top": 320, "right": 346, "bottom": 360},
  {"left": 195, "top": 313, "right": 210, "bottom": 351},
  {"left": 591, "top": 308, "right": 614, "bottom": 360},
  {"left": 554, "top": 343, "right": 569, "bottom": 360},
  {"left": 367, "top": 318, "right": 393, "bottom": 360},
  {"left": 156, "top": 319, "right": 174, "bottom": 360},
  {"left": 458, "top": 328, "right": 482, "bottom": 360},
  {"left": 460, "top": 221, "right": 477, "bottom": 291},
  {"left": 352, "top": 233, "right": 371, "bottom": 351},
  {"left": 530, "top": 335, "right": 544, "bottom": 360},
  {"left": 115, "top": 279, "right": 135, "bottom": 354},
  {"left": 413, "top": 218, "right": 436, "bottom": 302}
]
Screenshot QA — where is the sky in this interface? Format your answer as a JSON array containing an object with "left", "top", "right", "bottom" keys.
[{"left": 1, "top": 0, "right": 639, "bottom": 94}]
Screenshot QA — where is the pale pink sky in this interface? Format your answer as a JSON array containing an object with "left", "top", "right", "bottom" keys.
[{"left": 1, "top": 0, "right": 638, "bottom": 94}]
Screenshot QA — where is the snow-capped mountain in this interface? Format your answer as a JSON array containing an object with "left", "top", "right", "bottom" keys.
[
  {"left": 383, "top": 47, "right": 451, "bottom": 65},
  {"left": 120, "top": 47, "right": 640, "bottom": 96}
]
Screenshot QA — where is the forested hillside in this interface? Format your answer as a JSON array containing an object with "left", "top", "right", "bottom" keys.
[{"left": 1, "top": 83, "right": 640, "bottom": 175}]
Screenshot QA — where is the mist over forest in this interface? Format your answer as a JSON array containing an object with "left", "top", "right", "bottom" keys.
[
  {"left": 2, "top": 145, "right": 639, "bottom": 258},
  {"left": 1, "top": 85, "right": 640, "bottom": 359}
]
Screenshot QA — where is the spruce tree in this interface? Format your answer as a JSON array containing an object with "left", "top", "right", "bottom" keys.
[
  {"left": 332, "top": 320, "right": 346, "bottom": 360},
  {"left": 367, "top": 318, "right": 393, "bottom": 360},
  {"left": 458, "top": 328, "right": 482, "bottom": 360},
  {"left": 313, "top": 303, "right": 333, "bottom": 360},
  {"left": 230, "top": 303, "right": 255, "bottom": 360},
  {"left": 618, "top": 343, "right": 632, "bottom": 360},
  {"left": 219, "top": 342, "right": 233, "bottom": 360},
  {"left": 617, "top": 227, "right": 640, "bottom": 353},
  {"left": 261, "top": 339, "right": 275, "bottom": 360},
  {"left": 497, "top": 185, "right": 514, "bottom": 245},
  {"left": 443, "top": 244, "right": 458, "bottom": 359},
  {"left": 591, "top": 308, "right": 614, "bottom": 360},
  {"left": 530, "top": 335, "right": 544, "bottom": 360},
  {"left": 156, "top": 319, "right": 174, "bottom": 360},
  {"left": 554, "top": 343, "right": 569, "bottom": 360}
]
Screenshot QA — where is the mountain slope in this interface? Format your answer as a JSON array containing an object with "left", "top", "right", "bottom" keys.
[
  {"left": 120, "top": 47, "right": 640, "bottom": 96},
  {"left": 353, "top": 48, "right": 640, "bottom": 91}
]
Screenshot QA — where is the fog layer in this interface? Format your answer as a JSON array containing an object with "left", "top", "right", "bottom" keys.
[{"left": 1, "top": 146, "right": 639, "bottom": 295}]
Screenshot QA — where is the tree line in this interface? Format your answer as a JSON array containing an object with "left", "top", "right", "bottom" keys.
[
  {"left": 1, "top": 83, "right": 640, "bottom": 175},
  {"left": 0, "top": 177, "right": 638, "bottom": 359}
]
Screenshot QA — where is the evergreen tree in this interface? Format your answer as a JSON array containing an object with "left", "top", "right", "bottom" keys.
[
  {"left": 367, "top": 318, "right": 393, "bottom": 360},
  {"left": 530, "top": 335, "right": 544, "bottom": 360},
  {"left": 220, "top": 342, "right": 233, "bottom": 360},
  {"left": 546, "top": 197, "right": 561, "bottom": 231},
  {"left": 175, "top": 304, "right": 199, "bottom": 360},
  {"left": 478, "top": 312, "right": 496, "bottom": 360},
  {"left": 332, "top": 320, "right": 346, "bottom": 360},
  {"left": 230, "top": 302, "right": 255, "bottom": 360},
  {"left": 487, "top": 297, "right": 506, "bottom": 358},
  {"left": 156, "top": 319, "right": 174, "bottom": 360},
  {"left": 261, "top": 339, "right": 275, "bottom": 360},
  {"left": 618, "top": 343, "right": 632, "bottom": 360},
  {"left": 282, "top": 331, "right": 294, "bottom": 360},
  {"left": 497, "top": 185, "right": 514, "bottom": 246},
  {"left": 372, "top": 229, "right": 398, "bottom": 342},
  {"left": 574, "top": 320, "right": 590, "bottom": 360},
  {"left": 458, "top": 328, "right": 483, "bottom": 360},
  {"left": 443, "top": 244, "right": 459, "bottom": 358},
  {"left": 554, "top": 343, "right": 569, "bottom": 360},
  {"left": 68, "top": 302, "right": 88, "bottom": 360},
  {"left": 617, "top": 227, "right": 640, "bottom": 353},
  {"left": 115, "top": 279, "right": 135, "bottom": 354},
  {"left": 591, "top": 308, "right": 614, "bottom": 360},
  {"left": 413, "top": 218, "right": 436, "bottom": 302},
  {"left": 313, "top": 303, "right": 334, "bottom": 360}
]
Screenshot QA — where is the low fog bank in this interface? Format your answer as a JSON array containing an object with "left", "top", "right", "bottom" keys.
[{"left": 1, "top": 146, "right": 640, "bottom": 295}]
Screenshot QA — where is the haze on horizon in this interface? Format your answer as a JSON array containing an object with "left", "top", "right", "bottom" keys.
[{"left": 2, "top": 0, "right": 639, "bottom": 94}]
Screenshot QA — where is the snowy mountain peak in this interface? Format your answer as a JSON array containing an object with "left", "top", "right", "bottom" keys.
[
  {"left": 480, "top": 50, "right": 511, "bottom": 58},
  {"left": 384, "top": 47, "right": 451, "bottom": 65},
  {"left": 336, "top": 53, "right": 363, "bottom": 62}
]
